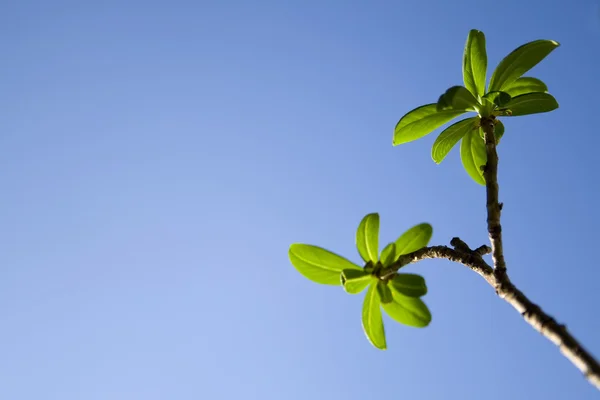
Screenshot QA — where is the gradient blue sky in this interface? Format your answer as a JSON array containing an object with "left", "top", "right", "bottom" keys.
[{"left": 2, "top": 1, "right": 600, "bottom": 399}]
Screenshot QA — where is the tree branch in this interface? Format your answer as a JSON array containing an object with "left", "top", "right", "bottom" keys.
[
  {"left": 380, "top": 238, "right": 493, "bottom": 284},
  {"left": 380, "top": 239, "right": 600, "bottom": 390},
  {"left": 481, "top": 117, "right": 507, "bottom": 283}
]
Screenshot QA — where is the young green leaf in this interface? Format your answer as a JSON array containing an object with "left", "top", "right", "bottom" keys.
[
  {"left": 289, "top": 244, "right": 362, "bottom": 285},
  {"left": 356, "top": 213, "right": 380, "bottom": 263},
  {"left": 390, "top": 273, "right": 427, "bottom": 297},
  {"left": 504, "top": 77, "right": 548, "bottom": 97},
  {"left": 393, "top": 104, "right": 466, "bottom": 146},
  {"left": 394, "top": 223, "right": 433, "bottom": 256},
  {"left": 460, "top": 128, "right": 487, "bottom": 185},
  {"left": 483, "top": 91, "right": 511, "bottom": 107},
  {"left": 380, "top": 243, "right": 397, "bottom": 267},
  {"left": 463, "top": 29, "right": 487, "bottom": 98},
  {"left": 437, "top": 86, "right": 479, "bottom": 112},
  {"left": 494, "top": 120, "right": 505, "bottom": 143},
  {"left": 500, "top": 92, "right": 559, "bottom": 116},
  {"left": 341, "top": 269, "right": 373, "bottom": 294},
  {"left": 432, "top": 117, "right": 478, "bottom": 164},
  {"left": 362, "top": 283, "right": 386, "bottom": 349},
  {"left": 489, "top": 39, "right": 560, "bottom": 92},
  {"left": 382, "top": 291, "right": 432, "bottom": 328},
  {"left": 377, "top": 281, "right": 393, "bottom": 304}
]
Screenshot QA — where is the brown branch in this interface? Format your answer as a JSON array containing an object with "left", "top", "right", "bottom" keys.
[
  {"left": 379, "top": 239, "right": 493, "bottom": 284},
  {"left": 380, "top": 239, "right": 600, "bottom": 390},
  {"left": 481, "top": 117, "right": 507, "bottom": 283}
]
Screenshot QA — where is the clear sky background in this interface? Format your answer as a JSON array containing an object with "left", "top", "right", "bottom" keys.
[{"left": 2, "top": 1, "right": 600, "bottom": 399}]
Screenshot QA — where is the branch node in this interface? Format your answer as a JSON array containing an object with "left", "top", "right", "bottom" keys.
[
  {"left": 474, "top": 245, "right": 492, "bottom": 255},
  {"left": 450, "top": 237, "right": 471, "bottom": 252}
]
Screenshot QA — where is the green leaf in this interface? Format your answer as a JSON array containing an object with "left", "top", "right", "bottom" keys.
[
  {"left": 362, "top": 283, "right": 386, "bottom": 349},
  {"left": 500, "top": 92, "right": 559, "bottom": 116},
  {"left": 390, "top": 273, "right": 427, "bottom": 297},
  {"left": 431, "top": 117, "right": 478, "bottom": 164},
  {"left": 437, "top": 86, "right": 479, "bottom": 112},
  {"left": 489, "top": 39, "right": 560, "bottom": 92},
  {"left": 504, "top": 77, "right": 548, "bottom": 97},
  {"left": 356, "top": 213, "right": 380, "bottom": 263},
  {"left": 341, "top": 269, "right": 373, "bottom": 294},
  {"left": 494, "top": 120, "right": 505, "bottom": 143},
  {"left": 483, "top": 91, "right": 511, "bottom": 107},
  {"left": 289, "top": 244, "right": 362, "bottom": 285},
  {"left": 382, "top": 291, "right": 432, "bottom": 328},
  {"left": 377, "top": 280, "right": 393, "bottom": 304},
  {"left": 462, "top": 29, "right": 487, "bottom": 98},
  {"left": 394, "top": 223, "right": 433, "bottom": 256},
  {"left": 393, "top": 104, "right": 466, "bottom": 146},
  {"left": 380, "top": 243, "right": 397, "bottom": 267},
  {"left": 460, "top": 128, "right": 487, "bottom": 185}
]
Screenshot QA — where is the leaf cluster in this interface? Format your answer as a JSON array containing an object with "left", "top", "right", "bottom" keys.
[
  {"left": 289, "top": 213, "right": 432, "bottom": 349},
  {"left": 393, "top": 30, "right": 559, "bottom": 184}
]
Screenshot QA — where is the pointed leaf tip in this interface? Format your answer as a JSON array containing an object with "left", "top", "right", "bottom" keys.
[
  {"left": 463, "top": 30, "right": 487, "bottom": 98},
  {"left": 489, "top": 39, "right": 559, "bottom": 92}
]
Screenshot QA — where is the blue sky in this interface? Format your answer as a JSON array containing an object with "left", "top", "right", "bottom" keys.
[{"left": 2, "top": 1, "right": 600, "bottom": 399}]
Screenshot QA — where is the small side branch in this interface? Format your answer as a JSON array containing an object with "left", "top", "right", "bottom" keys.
[{"left": 380, "top": 238, "right": 494, "bottom": 284}]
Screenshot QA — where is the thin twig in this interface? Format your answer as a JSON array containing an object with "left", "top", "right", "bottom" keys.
[
  {"left": 380, "top": 240, "right": 493, "bottom": 284},
  {"left": 481, "top": 118, "right": 507, "bottom": 283}
]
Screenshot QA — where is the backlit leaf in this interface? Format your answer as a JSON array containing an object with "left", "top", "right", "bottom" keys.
[
  {"left": 504, "top": 77, "right": 548, "bottom": 97},
  {"left": 382, "top": 291, "right": 432, "bottom": 328},
  {"left": 489, "top": 39, "right": 559, "bottom": 92},
  {"left": 494, "top": 120, "right": 505, "bottom": 143},
  {"left": 362, "top": 283, "right": 386, "bottom": 349},
  {"left": 432, "top": 117, "right": 478, "bottom": 164},
  {"left": 377, "top": 281, "right": 393, "bottom": 304},
  {"left": 500, "top": 92, "right": 559, "bottom": 116},
  {"left": 393, "top": 104, "right": 466, "bottom": 146},
  {"left": 356, "top": 213, "right": 380, "bottom": 263},
  {"left": 463, "top": 29, "right": 487, "bottom": 98},
  {"left": 437, "top": 86, "right": 479, "bottom": 112},
  {"left": 289, "top": 244, "right": 362, "bottom": 285},
  {"left": 460, "top": 128, "right": 487, "bottom": 185},
  {"left": 483, "top": 91, "right": 511, "bottom": 107},
  {"left": 394, "top": 223, "right": 433, "bottom": 256}
]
